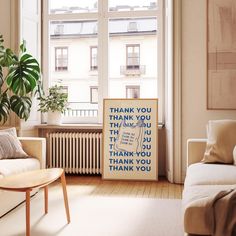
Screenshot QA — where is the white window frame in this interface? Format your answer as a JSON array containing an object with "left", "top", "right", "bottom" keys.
[
  {"left": 126, "top": 44, "right": 140, "bottom": 69},
  {"left": 43, "top": 0, "right": 164, "bottom": 124},
  {"left": 55, "top": 46, "right": 68, "bottom": 71}
]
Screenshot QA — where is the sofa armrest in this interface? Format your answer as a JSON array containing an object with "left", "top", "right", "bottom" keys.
[
  {"left": 18, "top": 137, "right": 46, "bottom": 169},
  {"left": 187, "top": 139, "right": 207, "bottom": 166}
]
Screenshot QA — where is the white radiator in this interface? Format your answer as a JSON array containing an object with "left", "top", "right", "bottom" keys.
[{"left": 49, "top": 132, "right": 102, "bottom": 174}]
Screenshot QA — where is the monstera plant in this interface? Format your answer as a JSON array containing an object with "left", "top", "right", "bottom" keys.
[{"left": 0, "top": 35, "right": 42, "bottom": 123}]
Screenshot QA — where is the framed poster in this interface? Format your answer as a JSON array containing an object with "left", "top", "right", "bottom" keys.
[
  {"left": 207, "top": 0, "right": 236, "bottom": 109},
  {"left": 103, "top": 99, "right": 158, "bottom": 180}
]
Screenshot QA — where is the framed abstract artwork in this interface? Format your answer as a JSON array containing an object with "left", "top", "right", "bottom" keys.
[{"left": 207, "top": 0, "right": 236, "bottom": 109}]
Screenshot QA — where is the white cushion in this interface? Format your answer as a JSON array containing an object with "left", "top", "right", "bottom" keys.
[
  {"left": 0, "top": 158, "right": 40, "bottom": 177},
  {"left": 185, "top": 163, "right": 236, "bottom": 186},
  {"left": 182, "top": 184, "right": 235, "bottom": 235}
]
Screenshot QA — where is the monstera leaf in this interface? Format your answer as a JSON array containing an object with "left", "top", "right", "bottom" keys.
[
  {"left": 0, "top": 35, "right": 15, "bottom": 67},
  {"left": 0, "top": 93, "right": 11, "bottom": 123},
  {"left": 0, "top": 35, "right": 41, "bottom": 124},
  {"left": 0, "top": 66, "right": 3, "bottom": 87},
  {"left": 0, "top": 48, "right": 15, "bottom": 67},
  {"left": 6, "top": 53, "right": 40, "bottom": 96},
  {"left": 10, "top": 95, "right": 32, "bottom": 120}
]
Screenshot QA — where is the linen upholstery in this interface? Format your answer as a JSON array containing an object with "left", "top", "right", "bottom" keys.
[
  {"left": 0, "top": 158, "right": 40, "bottom": 177},
  {"left": 0, "top": 137, "right": 46, "bottom": 217},
  {"left": 0, "top": 133, "right": 28, "bottom": 159},
  {"left": 185, "top": 163, "right": 236, "bottom": 187},
  {"left": 233, "top": 146, "right": 236, "bottom": 165},
  {"left": 184, "top": 138, "right": 236, "bottom": 235},
  {"left": 0, "top": 127, "right": 18, "bottom": 137},
  {"left": 183, "top": 185, "right": 235, "bottom": 235},
  {"left": 202, "top": 120, "right": 236, "bottom": 164}
]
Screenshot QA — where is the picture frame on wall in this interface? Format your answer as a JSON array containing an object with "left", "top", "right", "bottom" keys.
[
  {"left": 102, "top": 98, "right": 158, "bottom": 181},
  {"left": 207, "top": 0, "right": 236, "bottom": 109}
]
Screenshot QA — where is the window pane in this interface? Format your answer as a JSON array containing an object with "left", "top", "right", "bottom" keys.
[
  {"left": 49, "top": 0, "right": 98, "bottom": 14},
  {"left": 90, "top": 87, "right": 98, "bottom": 103},
  {"left": 109, "top": 0, "right": 157, "bottom": 12},
  {"left": 55, "top": 47, "right": 68, "bottom": 71},
  {"left": 50, "top": 20, "right": 98, "bottom": 121},
  {"left": 109, "top": 18, "right": 158, "bottom": 99},
  {"left": 90, "top": 46, "right": 98, "bottom": 71},
  {"left": 126, "top": 86, "right": 140, "bottom": 98}
]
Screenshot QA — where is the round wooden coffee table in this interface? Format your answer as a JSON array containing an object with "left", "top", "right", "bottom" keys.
[{"left": 0, "top": 168, "right": 70, "bottom": 236}]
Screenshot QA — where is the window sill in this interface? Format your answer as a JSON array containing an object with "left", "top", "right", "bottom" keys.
[
  {"left": 36, "top": 123, "right": 165, "bottom": 130},
  {"left": 36, "top": 123, "right": 103, "bottom": 130}
]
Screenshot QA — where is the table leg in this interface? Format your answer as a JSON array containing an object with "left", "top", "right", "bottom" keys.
[
  {"left": 60, "top": 171, "right": 70, "bottom": 223},
  {"left": 26, "top": 190, "right": 31, "bottom": 236},
  {"left": 44, "top": 186, "right": 48, "bottom": 214}
]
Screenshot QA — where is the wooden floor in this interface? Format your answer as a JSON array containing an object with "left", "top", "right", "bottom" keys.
[{"left": 58, "top": 175, "right": 183, "bottom": 199}]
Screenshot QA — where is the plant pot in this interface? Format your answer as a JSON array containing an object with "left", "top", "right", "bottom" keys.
[{"left": 47, "top": 111, "right": 62, "bottom": 125}]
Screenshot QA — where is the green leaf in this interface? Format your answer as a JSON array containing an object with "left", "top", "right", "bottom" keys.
[
  {"left": 6, "top": 52, "right": 40, "bottom": 96},
  {"left": 0, "top": 47, "right": 14, "bottom": 67},
  {"left": 0, "top": 37, "right": 42, "bottom": 122},
  {"left": 10, "top": 95, "right": 32, "bottom": 120},
  {"left": 0, "top": 93, "right": 11, "bottom": 124},
  {"left": 38, "top": 85, "right": 68, "bottom": 113},
  {"left": 0, "top": 66, "right": 3, "bottom": 87},
  {"left": 0, "top": 35, "right": 4, "bottom": 43},
  {"left": 20, "top": 40, "right": 26, "bottom": 53}
]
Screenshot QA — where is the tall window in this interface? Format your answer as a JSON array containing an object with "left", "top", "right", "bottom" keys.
[
  {"left": 90, "top": 46, "right": 98, "bottom": 71},
  {"left": 43, "top": 0, "right": 164, "bottom": 123},
  {"left": 90, "top": 86, "right": 98, "bottom": 103},
  {"left": 55, "top": 47, "right": 68, "bottom": 71},
  {"left": 126, "top": 44, "right": 140, "bottom": 69},
  {"left": 126, "top": 85, "right": 140, "bottom": 98}
]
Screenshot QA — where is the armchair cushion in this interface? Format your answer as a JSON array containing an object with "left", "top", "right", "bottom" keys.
[
  {"left": 0, "top": 158, "right": 40, "bottom": 177},
  {"left": 185, "top": 163, "right": 236, "bottom": 187}
]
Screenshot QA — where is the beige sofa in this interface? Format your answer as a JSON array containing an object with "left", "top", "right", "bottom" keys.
[
  {"left": 182, "top": 139, "right": 236, "bottom": 236},
  {"left": 0, "top": 137, "right": 46, "bottom": 217}
]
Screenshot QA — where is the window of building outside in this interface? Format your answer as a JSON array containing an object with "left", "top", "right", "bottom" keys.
[
  {"left": 43, "top": 0, "right": 164, "bottom": 123},
  {"left": 126, "top": 44, "right": 140, "bottom": 70},
  {"left": 126, "top": 86, "right": 140, "bottom": 98},
  {"left": 90, "top": 46, "right": 98, "bottom": 71},
  {"left": 55, "top": 47, "right": 68, "bottom": 71},
  {"left": 90, "top": 86, "right": 98, "bottom": 103}
]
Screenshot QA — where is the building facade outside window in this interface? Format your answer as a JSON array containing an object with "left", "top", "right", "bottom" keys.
[
  {"left": 43, "top": 0, "right": 164, "bottom": 123},
  {"left": 90, "top": 46, "right": 98, "bottom": 71},
  {"left": 55, "top": 47, "right": 68, "bottom": 71},
  {"left": 54, "top": 24, "right": 64, "bottom": 35},
  {"left": 126, "top": 85, "right": 140, "bottom": 98}
]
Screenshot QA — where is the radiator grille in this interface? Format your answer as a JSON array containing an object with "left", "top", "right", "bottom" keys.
[{"left": 49, "top": 132, "right": 102, "bottom": 174}]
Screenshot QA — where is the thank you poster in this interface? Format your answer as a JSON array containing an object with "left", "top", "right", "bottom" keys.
[{"left": 103, "top": 99, "right": 158, "bottom": 180}]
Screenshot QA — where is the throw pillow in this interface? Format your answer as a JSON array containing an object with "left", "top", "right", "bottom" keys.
[
  {"left": 202, "top": 120, "right": 236, "bottom": 164},
  {"left": 233, "top": 146, "right": 236, "bottom": 165},
  {"left": 0, "top": 128, "right": 28, "bottom": 159},
  {"left": 0, "top": 127, "right": 22, "bottom": 151},
  {"left": 0, "top": 127, "right": 18, "bottom": 137}
]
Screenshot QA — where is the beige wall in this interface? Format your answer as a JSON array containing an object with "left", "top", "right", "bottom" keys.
[
  {"left": 181, "top": 0, "right": 236, "bottom": 179},
  {"left": 0, "top": 0, "right": 11, "bottom": 48}
]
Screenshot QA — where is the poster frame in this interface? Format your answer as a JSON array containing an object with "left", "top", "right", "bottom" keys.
[{"left": 102, "top": 98, "right": 158, "bottom": 181}]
